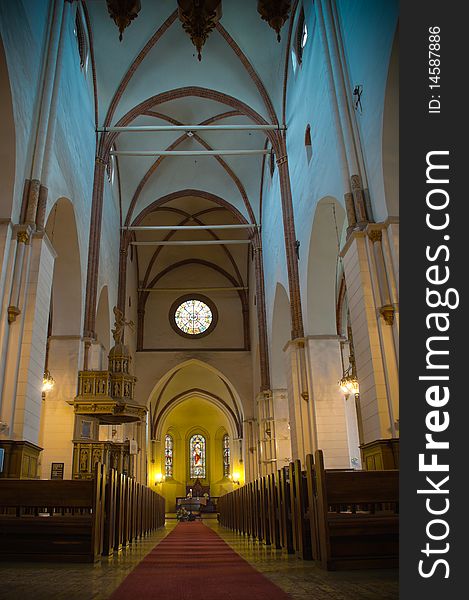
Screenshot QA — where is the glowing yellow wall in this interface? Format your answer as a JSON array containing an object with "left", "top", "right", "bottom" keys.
[{"left": 149, "top": 396, "right": 242, "bottom": 511}]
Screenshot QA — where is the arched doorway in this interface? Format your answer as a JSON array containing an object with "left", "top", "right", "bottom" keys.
[
  {"left": 39, "top": 198, "right": 83, "bottom": 479},
  {"left": 304, "top": 198, "right": 354, "bottom": 469},
  {"left": 155, "top": 396, "right": 235, "bottom": 511},
  {"left": 147, "top": 359, "right": 244, "bottom": 510}
]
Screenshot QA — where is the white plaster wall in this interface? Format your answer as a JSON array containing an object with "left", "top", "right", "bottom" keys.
[
  {"left": 307, "top": 336, "right": 350, "bottom": 469},
  {"left": 342, "top": 234, "right": 391, "bottom": 442},
  {"left": 0, "top": 0, "right": 49, "bottom": 222},
  {"left": 39, "top": 337, "right": 82, "bottom": 479},
  {"left": 336, "top": 0, "right": 399, "bottom": 221},
  {"left": 0, "top": 1, "right": 122, "bottom": 457},
  {"left": 14, "top": 234, "right": 56, "bottom": 443},
  {"left": 0, "top": 1, "right": 121, "bottom": 328}
]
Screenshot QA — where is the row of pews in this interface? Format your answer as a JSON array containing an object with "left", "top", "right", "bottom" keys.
[
  {"left": 0, "top": 463, "right": 165, "bottom": 562},
  {"left": 218, "top": 449, "right": 398, "bottom": 570}
]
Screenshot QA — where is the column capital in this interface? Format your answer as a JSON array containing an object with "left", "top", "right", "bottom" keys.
[
  {"left": 379, "top": 304, "right": 395, "bottom": 326},
  {"left": 13, "top": 224, "right": 33, "bottom": 245},
  {"left": 367, "top": 229, "right": 382, "bottom": 243}
]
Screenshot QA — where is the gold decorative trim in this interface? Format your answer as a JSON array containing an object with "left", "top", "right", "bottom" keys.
[
  {"left": 7, "top": 306, "right": 21, "bottom": 323},
  {"left": 17, "top": 231, "right": 30, "bottom": 244},
  {"left": 379, "top": 304, "right": 395, "bottom": 326},
  {"left": 368, "top": 229, "right": 382, "bottom": 243}
]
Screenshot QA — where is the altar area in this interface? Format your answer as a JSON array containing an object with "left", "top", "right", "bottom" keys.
[{"left": 176, "top": 480, "right": 219, "bottom": 515}]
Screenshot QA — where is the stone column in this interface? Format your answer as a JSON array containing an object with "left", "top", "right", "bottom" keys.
[
  {"left": 2, "top": 233, "right": 56, "bottom": 446},
  {"left": 0, "top": 222, "right": 17, "bottom": 426},
  {"left": 341, "top": 227, "right": 398, "bottom": 445},
  {"left": 271, "top": 388, "right": 292, "bottom": 470},
  {"left": 284, "top": 339, "right": 316, "bottom": 463},
  {"left": 243, "top": 418, "right": 259, "bottom": 482},
  {"left": 256, "top": 390, "right": 276, "bottom": 476},
  {"left": 252, "top": 235, "right": 271, "bottom": 391},
  {"left": 307, "top": 335, "right": 351, "bottom": 469}
]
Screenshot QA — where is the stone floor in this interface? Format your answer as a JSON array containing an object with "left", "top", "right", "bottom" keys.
[
  {"left": 0, "top": 518, "right": 398, "bottom": 600},
  {"left": 209, "top": 521, "right": 398, "bottom": 600}
]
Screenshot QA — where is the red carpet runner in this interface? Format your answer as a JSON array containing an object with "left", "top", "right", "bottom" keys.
[{"left": 109, "top": 521, "right": 291, "bottom": 600}]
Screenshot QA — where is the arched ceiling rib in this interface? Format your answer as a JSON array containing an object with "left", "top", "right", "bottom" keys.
[{"left": 86, "top": 0, "right": 291, "bottom": 332}]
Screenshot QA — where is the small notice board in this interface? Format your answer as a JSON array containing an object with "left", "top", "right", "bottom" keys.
[{"left": 50, "top": 462, "right": 64, "bottom": 480}]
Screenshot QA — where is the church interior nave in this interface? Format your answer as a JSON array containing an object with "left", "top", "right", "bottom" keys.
[{"left": 0, "top": 0, "right": 399, "bottom": 597}]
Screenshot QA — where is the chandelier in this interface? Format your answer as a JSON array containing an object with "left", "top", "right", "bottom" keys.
[
  {"left": 178, "top": 0, "right": 222, "bottom": 61},
  {"left": 106, "top": 0, "right": 142, "bottom": 41},
  {"left": 257, "top": 0, "right": 292, "bottom": 42}
]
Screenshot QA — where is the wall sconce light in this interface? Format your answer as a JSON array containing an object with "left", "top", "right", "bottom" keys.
[
  {"left": 154, "top": 473, "right": 164, "bottom": 486},
  {"left": 231, "top": 472, "right": 240, "bottom": 485},
  {"left": 339, "top": 325, "right": 359, "bottom": 398},
  {"left": 42, "top": 370, "right": 55, "bottom": 394},
  {"left": 339, "top": 369, "right": 360, "bottom": 397}
]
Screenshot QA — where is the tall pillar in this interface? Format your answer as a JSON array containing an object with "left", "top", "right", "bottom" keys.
[
  {"left": 283, "top": 339, "right": 316, "bottom": 463},
  {"left": 256, "top": 389, "right": 292, "bottom": 476},
  {"left": 252, "top": 235, "right": 271, "bottom": 391},
  {"left": 243, "top": 418, "right": 259, "bottom": 482},
  {"left": 307, "top": 335, "right": 351, "bottom": 469},
  {"left": 83, "top": 158, "right": 107, "bottom": 341},
  {"left": 271, "top": 388, "right": 292, "bottom": 469},
  {"left": 1, "top": 232, "right": 56, "bottom": 447},
  {"left": 340, "top": 225, "right": 399, "bottom": 449},
  {"left": 256, "top": 390, "right": 275, "bottom": 476}
]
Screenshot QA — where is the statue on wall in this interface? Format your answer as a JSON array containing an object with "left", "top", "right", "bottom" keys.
[{"left": 111, "top": 306, "right": 134, "bottom": 345}]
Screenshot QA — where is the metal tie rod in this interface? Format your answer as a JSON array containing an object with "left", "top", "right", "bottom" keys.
[
  {"left": 130, "top": 240, "right": 251, "bottom": 246},
  {"left": 110, "top": 149, "right": 270, "bottom": 156},
  {"left": 123, "top": 225, "right": 257, "bottom": 231},
  {"left": 138, "top": 287, "right": 248, "bottom": 292},
  {"left": 98, "top": 125, "right": 284, "bottom": 132}
]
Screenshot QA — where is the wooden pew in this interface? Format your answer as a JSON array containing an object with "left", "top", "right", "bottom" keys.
[
  {"left": 0, "top": 463, "right": 106, "bottom": 563},
  {"left": 311, "top": 449, "right": 399, "bottom": 570},
  {"left": 267, "top": 472, "right": 282, "bottom": 549},
  {"left": 277, "top": 466, "right": 294, "bottom": 554},
  {"left": 0, "top": 464, "right": 165, "bottom": 563},
  {"left": 103, "top": 467, "right": 117, "bottom": 556},
  {"left": 289, "top": 460, "right": 312, "bottom": 560},
  {"left": 305, "top": 454, "right": 320, "bottom": 561},
  {"left": 113, "top": 472, "right": 126, "bottom": 551}
]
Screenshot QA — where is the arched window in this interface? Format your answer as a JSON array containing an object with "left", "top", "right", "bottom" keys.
[
  {"left": 269, "top": 149, "right": 275, "bottom": 177},
  {"left": 295, "top": 8, "right": 306, "bottom": 65},
  {"left": 107, "top": 150, "right": 115, "bottom": 184},
  {"left": 223, "top": 434, "right": 230, "bottom": 478},
  {"left": 293, "top": 4, "right": 315, "bottom": 69},
  {"left": 189, "top": 434, "right": 206, "bottom": 479},
  {"left": 74, "top": 7, "right": 89, "bottom": 71},
  {"left": 165, "top": 434, "right": 173, "bottom": 478},
  {"left": 170, "top": 295, "right": 218, "bottom": 338},
  {"left": 305, "top": 124, "right": 312, "bottom": 163}
]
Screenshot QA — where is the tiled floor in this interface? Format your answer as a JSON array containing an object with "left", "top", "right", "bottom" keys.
[
  {"left": 0, "top": 518, "right": 398, "bottom": 600},
  {"left": 0, "top": 523, "right": 177, "bottom": 600},
  {"left": 209, "top": 522, "right": 398, "bottom": 600}
]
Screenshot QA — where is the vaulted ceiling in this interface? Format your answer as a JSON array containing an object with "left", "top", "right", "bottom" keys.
[{"left": 85, "top": 0, "right": 296, "bottom": 326}]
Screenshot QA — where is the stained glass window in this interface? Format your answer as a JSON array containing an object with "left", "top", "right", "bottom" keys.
[
  {"left": 165, "top": 434, "right": 173, "bottom": 478},
  {"left": 190, "top": 434, "right": 206, "bottom": 479},
  {"left": 223, "top": 434, "right": 230, "bottom": 478},
  {"left": 174, "top": 299, "right": 213, "bottom": 335}
]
